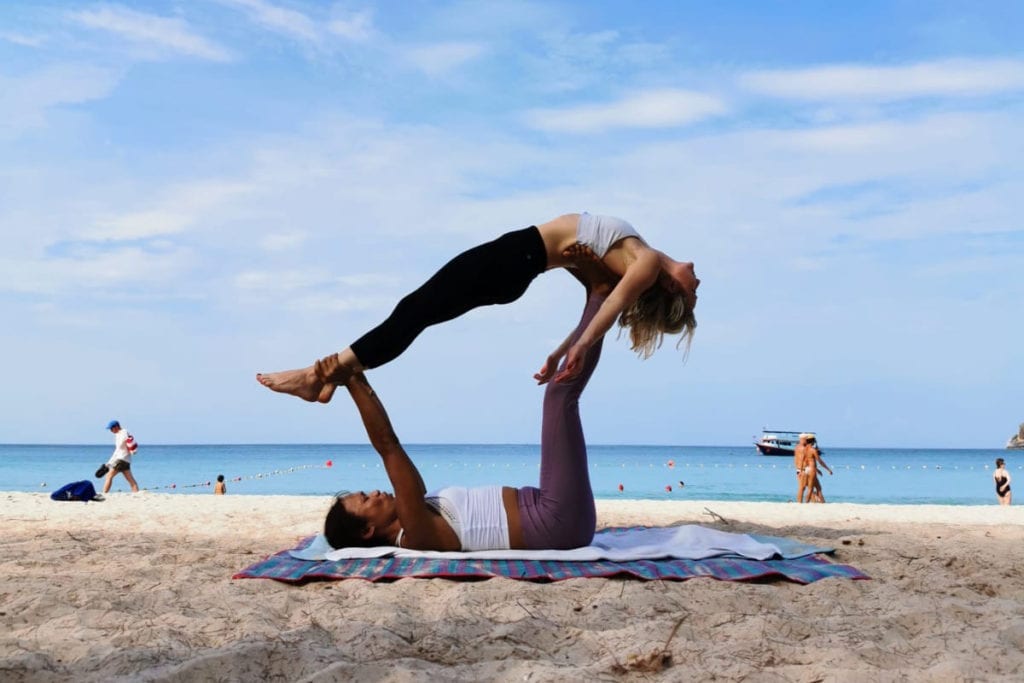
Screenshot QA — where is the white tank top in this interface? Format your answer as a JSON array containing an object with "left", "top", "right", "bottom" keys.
[
  {"left": 426, "top": 485, "right": 510, "bottom": 551},
  {"left": 576, "top": 212, "right": 645, "bottom": 257}
]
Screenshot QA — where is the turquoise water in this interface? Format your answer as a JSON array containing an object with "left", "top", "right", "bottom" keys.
[{"left": 1, "top": 444, "right": 1016, "bottom": 505}]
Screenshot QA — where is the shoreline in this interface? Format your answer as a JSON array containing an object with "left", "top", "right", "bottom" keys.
[
  {"left": 4, "top": 492, "right": 1021, "bottom": 525},
  {"left": 3, "top": 493, "right": 1023, "bottom": 680}
]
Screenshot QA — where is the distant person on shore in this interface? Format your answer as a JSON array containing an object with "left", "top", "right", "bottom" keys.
[
  {"left": 102, "top": 420, "right": 139, "bottom": 494},
  {"left": 794, "top": 434, "right": 810, "bottom": 503},
  {"left": 804, "top": 436, "right": 832, "bottom": 503},
  {"left": 994, "top": 458, "right": 1011, "bottom": 505},
  {"left": 257, "top": 212, "right": 698, "bottom": 403},
  {"left": 214, "top": 474, "right": 227, "bottom": 495},
  {"left": 323, "top": 272, "right": 612, "bottom": 551}
]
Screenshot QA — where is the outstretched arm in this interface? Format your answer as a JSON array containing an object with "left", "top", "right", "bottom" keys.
[
  {"left": 342, "top": 374, "right": 459, "bottom": 550},
  {"left": 535, "top": 246, "right": 619, "bottom": 385},
  {"left": 556, "top": 248, "right": 660, "bottom": 382}
]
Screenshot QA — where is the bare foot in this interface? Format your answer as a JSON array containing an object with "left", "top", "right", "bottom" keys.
[
  {"left": 257, "top": 366, "right": 331, "bottom": 403},
  {"left": 563, "top": 242, "right": 618, "bottom": 295},
  {"left": 561, "top": 242, "right": 602, "bottom": 263}
]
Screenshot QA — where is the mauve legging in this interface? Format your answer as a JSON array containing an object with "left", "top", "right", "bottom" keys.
[
  {"left": 517, "top": 294, "right": 604, "bottom": 550},
  {"left": 350, "top": 226, "right": 547, "bottom": 369}
]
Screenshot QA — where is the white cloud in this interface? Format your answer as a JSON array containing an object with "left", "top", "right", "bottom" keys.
[
  {"left": 524, "top": 88, "right": 727, "bottom": 133},
  {"left": 0, "top": 64, "right": 121, "bottom": 135},
  {"left": 0, "top": 245, "right": 194, "bottom": 295},
  {"left": 0, "top": 31, "right": 46, "bottom": 48},
  {"left": 741, "top": 58, "right": 1024, "bottom": 101},
  {"left": 404, "top": 41, "right": 487, "bottom": 77},
  {"left": 327, "top": 9, "right": 375, "bottom": 43},
  {"left": 234, "top": 268, "right": 397, "bottom": 294},
  {"left": 232, "top": 269, "right": 399, "bottom": 313},
  {"left": 69, "top": 5, "right": 233, "bottom": 62},
  {"left": 259, "top": 232, "right": 307, "bottom": 251},
  {"left": 81, "top": 180, "right": 255, "bottom": 240},
  {"left": 217, "top": 0, "right": 320, "bottom": 45},
  {"left": 234, "top": 268, "right": 335, "bottom": 292}
]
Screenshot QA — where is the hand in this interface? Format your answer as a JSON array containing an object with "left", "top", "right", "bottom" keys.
[
  {"left": 553, "top": 343, "right": 588, "bottom": 383},
  {"left": 534, "top": 352, "right": 563, "bottom": 385}
]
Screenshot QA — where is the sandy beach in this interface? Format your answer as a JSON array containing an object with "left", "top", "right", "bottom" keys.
[{"left": 2, "top": 493, "right": 1022, "bottom": 682}]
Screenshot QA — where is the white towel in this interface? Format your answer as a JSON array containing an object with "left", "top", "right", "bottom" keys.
[{"left": 289, "top": 525, "right": 784, "bottom": 562}]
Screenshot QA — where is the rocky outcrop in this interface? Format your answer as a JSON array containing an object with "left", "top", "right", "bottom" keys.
[{"left": 1009, "top": 423, "right": 1024, "bottom": 449}]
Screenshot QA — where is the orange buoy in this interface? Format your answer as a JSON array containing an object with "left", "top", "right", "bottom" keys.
[{"left": 326, "top": 460, "right": 333, "bottom": 467}]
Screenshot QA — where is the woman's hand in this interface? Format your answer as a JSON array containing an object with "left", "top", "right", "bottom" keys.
[
  {"left": 534, "top": 351, "right": 564, "bottom": 385},
  {"left": 553, "top": 342, "right": 589, "bottom": 383}
]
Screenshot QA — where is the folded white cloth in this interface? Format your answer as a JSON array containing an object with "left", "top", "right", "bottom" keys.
[{"left": 290, "top": 525, "right": 785, "bottom": 562}]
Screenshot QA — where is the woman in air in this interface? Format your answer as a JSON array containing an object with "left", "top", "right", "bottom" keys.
[
  {"left": 324, "top": 275, "right": 611, "bottom": 551},
  {"left": 257, "top": 212, "right": 699, "bottom": 402}
]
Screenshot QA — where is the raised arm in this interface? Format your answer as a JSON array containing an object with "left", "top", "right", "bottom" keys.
[
  {"left": 554, "top": 248, "right": 660, "bottom": 382},
  {"left": 535, "top": 246, "right": 621, "bottom": 385},
  {"left": 342, "top": 374, "right": 459, "bottom": 550}
]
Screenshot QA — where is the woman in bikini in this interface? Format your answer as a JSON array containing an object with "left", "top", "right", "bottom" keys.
[
  {"left": 804, "top": 436, "right": 832, "bottom": 503},
  {"left": 323, "top": 265, "right": 614, "bottom": 551},
  {"left": 994, "top": 458, "right": 1012, "bottom": 506},
  {"left": 257, "top": 212, "right": 699, "bottom": 402}
]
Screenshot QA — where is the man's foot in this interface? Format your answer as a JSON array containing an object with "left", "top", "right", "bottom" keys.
[{"left": 257, "top": 366, "right": 332, "bottom": 403}]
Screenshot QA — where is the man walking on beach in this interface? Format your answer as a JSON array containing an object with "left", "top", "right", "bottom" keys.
[
  {"left": 794, "top": 434, "right": 809, "bottom": 503},
  {"left": 102, "top": 420, "right": 140, "bottom": 494}
]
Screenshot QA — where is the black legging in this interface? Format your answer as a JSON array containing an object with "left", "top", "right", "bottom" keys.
[{"left": 350, "top": 226, "right": 547, "bottom": 369}]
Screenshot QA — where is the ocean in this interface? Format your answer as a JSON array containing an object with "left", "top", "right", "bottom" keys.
[{"left": 1, "top": 444, "right": 1015, "bottom": 505}]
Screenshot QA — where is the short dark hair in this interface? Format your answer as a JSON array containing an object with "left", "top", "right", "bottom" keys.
[
  {"left": 216, "top": 474, "right": 224, "bottom": 482},
  {"left": 324, "top": 496, "right": 376, "bottom": 549}
]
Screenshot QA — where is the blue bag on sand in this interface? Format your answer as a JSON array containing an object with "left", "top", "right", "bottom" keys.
[{"left": 50, "top": 480, "right": 101, "bottom": 502}]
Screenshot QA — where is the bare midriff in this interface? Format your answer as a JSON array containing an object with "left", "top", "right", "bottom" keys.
[
  {"left": 535, "top": 213, "right": 642, "bottom": 275},
  {"left": 502, "top": 486, "right": 526, "bottom": 549}
]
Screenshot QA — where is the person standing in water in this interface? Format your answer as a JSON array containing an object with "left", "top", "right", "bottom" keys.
[{"left": 994, "top": 458, "right": 1012, "bottom": 505}]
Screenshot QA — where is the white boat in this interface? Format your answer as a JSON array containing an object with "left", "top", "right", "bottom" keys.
[{"left": 754, "top": 429, "right": 815, "bottom": 456}]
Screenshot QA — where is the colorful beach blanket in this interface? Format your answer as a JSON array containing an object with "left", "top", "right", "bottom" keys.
[{"left": 234, "top": 526, "right": 869, "bottom": 585}]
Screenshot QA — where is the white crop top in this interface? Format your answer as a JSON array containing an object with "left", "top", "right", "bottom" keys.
[
  {"left": 576, "top": 212, "right": 645, "bottom": 257},
  {"left": 425, "top": 485, "right": 510, "bottom": 551}
]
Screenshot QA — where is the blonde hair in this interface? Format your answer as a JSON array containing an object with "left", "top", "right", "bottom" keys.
[{"left": 618, "top": 286, "right": 697, "bottom": 360}]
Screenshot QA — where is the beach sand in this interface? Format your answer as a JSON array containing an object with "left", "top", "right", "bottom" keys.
[{"left": 2, "top": 493, "right": 1022, "bottom": 682}]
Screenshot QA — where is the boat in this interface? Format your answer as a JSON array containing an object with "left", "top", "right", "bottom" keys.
[{"left": 754, "top": 429, "right": 815, "bottom": 456}]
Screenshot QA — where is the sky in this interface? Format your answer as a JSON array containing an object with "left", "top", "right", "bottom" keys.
[{"left": 1, "top": 1, "right": 1022, "bottom": 448}]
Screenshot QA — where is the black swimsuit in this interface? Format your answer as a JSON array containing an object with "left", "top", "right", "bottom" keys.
[{"left": 995, "top": 475, "right": 1011, "bottom": 497}]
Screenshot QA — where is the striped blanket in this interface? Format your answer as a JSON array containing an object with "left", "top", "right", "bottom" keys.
[{"left": 233, "top": 527, "right": 869, "bottom": 584}]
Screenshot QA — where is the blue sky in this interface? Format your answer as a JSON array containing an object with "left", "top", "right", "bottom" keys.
[{"left": 1, "top": 1, "right": 1021, "bottom": 447}]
